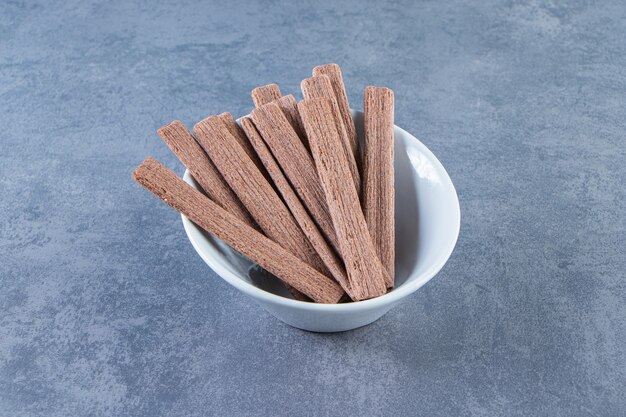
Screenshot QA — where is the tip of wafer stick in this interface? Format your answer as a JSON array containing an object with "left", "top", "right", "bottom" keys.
[
  {"left": 192, "top": 115, "right": 219, "bottom": 135},
  {"left": 365, "top": 85, "right": 394, "bottom": 98},
  {"left": 218, "top": 112, "right": 236, "bottom": 122},
  {"left": 301, "top": 74, "right": 331, "bottom": 90},
  {"left": 313, "top": 63, "right": 340, "bottom": 73},
  {"left": 249, "top": 101, "right": 283, "bottom": 122},
  {"left": 131, "top": 156, "right": 157, "bottom": 181},
  {"left": 252, "top": 83, "right": 281, "bottom": 93},
  {"left": 251, "top": 84, "right": 282, "bottom": 107},
  {"left": 157, "top": 120, "right": 184, "bottom": 136}
]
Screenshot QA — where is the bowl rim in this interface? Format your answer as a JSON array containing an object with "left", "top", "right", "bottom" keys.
[{"left": 181, "top": 114, "right": 460, "bottom": 311}]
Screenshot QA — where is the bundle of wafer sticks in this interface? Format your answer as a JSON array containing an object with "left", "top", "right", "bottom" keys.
[{"left": 133, "top": 64, "right": 395, "bottom": 303}]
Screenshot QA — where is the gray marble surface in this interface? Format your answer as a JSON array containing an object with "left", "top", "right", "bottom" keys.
[{"left": 2, "top": 0, "right": 625, "bottom": 415}]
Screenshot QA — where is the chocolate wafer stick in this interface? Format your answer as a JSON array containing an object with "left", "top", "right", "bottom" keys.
[
  {"left": 312, "top": 63, "right": 359, "bottom": 164},
  {"left": 193, "top": 116, "right": 334, "bottom": 282},
  {"left": 273, "top": 95, "right": 309, "bottom": 151},
  {"left": 298, "top": 97, "right": 389, "bottom": 301},
  {"left": 301, "top": 75, "right": 361, "bottom": 195},
  {"left": 218, "top": 112, "right": 267, "bottom": 175},
  {"left": 132, "top": 158, "right": 343, "bottom": 304},
  {"left": 157, "top": 121, "right": 255, "bottom": 228},
  {"left": 364, "top": 86, "right": 395, "bottom": 285},
  {"left": 200, "top": 115, "right": 308, "bottom": 300},
  {"left": 240, "top": 117, "right": 353, "bottom": 297},
  {"left": 250, "top": 103, "right": 340, "bottom": 252},
  {"left": 251, "top": 83, "right": 281, "bottom": 107}
]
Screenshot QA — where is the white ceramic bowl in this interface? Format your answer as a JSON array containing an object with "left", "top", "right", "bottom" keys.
[{"left": 181, "top": 111, "right": 460, "bottom": 332}]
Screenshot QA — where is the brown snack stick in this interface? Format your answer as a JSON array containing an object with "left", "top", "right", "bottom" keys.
[
  {"left": 273, "top": 95, "right": 309, "bottom": 151},
  {"left": 156, "top": 121, "right": 310, "bottom": 301},
  {"left": 132, "top": 158, "right": 343, "bottom": 303},
  {"left": 218, "top": 112, "right": 267, "bottom": 175},
  {"left": 240, "top": 117, "right": 354, "bottom": 297},
  {"left": 251, "top": 83, "right": 281, "bottom": 107},
  {"left": 250, "top": 103, "right": 340, "bottom": 252},
  {"left": 193, "top": 116, "right": 335, "bottom": 282},
  {"left": 157, "top": 121, "right": 255, "bottom": 228},
  {"left": 160, "top": 121, "right": 305, "bottom": 300},
  {"left": 364, "top": 86, "right": 395, "bottom": 286},
  {"left": 298, "top": 98, "right": 389, "bottom": 300},
  {"left": 312, "top": 63, "right": 359, "bottom": 164},
  {"left": 301, "top": 75, "right": 361, "bottom": 195}
]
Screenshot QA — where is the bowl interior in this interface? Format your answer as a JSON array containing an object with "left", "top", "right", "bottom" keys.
[{"left": 182, "top": 111, "right": 460, "bottom": 305}]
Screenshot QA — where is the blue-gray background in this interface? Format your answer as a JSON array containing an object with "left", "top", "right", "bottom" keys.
[{"left": 1, "top": 0, "right": 625, "bottom": 416}]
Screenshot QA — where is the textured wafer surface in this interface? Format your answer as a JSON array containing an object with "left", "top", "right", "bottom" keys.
[
  {"left": 273, "top": 94, "right": 309, "bottom": 151},
  {"left": 157, "top": 120, "right": 255, "bottom": 228},
  {"left": 299, "top": 98, "right": 388, "bottom": 300},
  {"left": 251, "top": 84, "right": 281, "bottom": 107},
  {"left": 193, "top": 116, "right": 332, "bottom": 279},
  {"left": 363, "top": 86, "right": 395, "bottom": 285},
  {"left": 251, "top": 103, "right": 340, "bottom": 252},
  {"left": 132, "top": 158, "right": 344, "bottom": 303},
  {"left": 218, "top": 112, "right": 268, "bottom": 176},
  {"left": 241, "top": 117, "right": 352, "bottom": 296},
  {"left": 313, "top": 64, "right": 359, "bottom": 166},
  {"left": 301, "top": 75, "right": 361, "bottom": 195}
]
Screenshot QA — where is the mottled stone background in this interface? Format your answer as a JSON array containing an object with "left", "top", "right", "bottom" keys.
[{"left": 1, "top": 0, "right": 625, "bottom": 416}]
